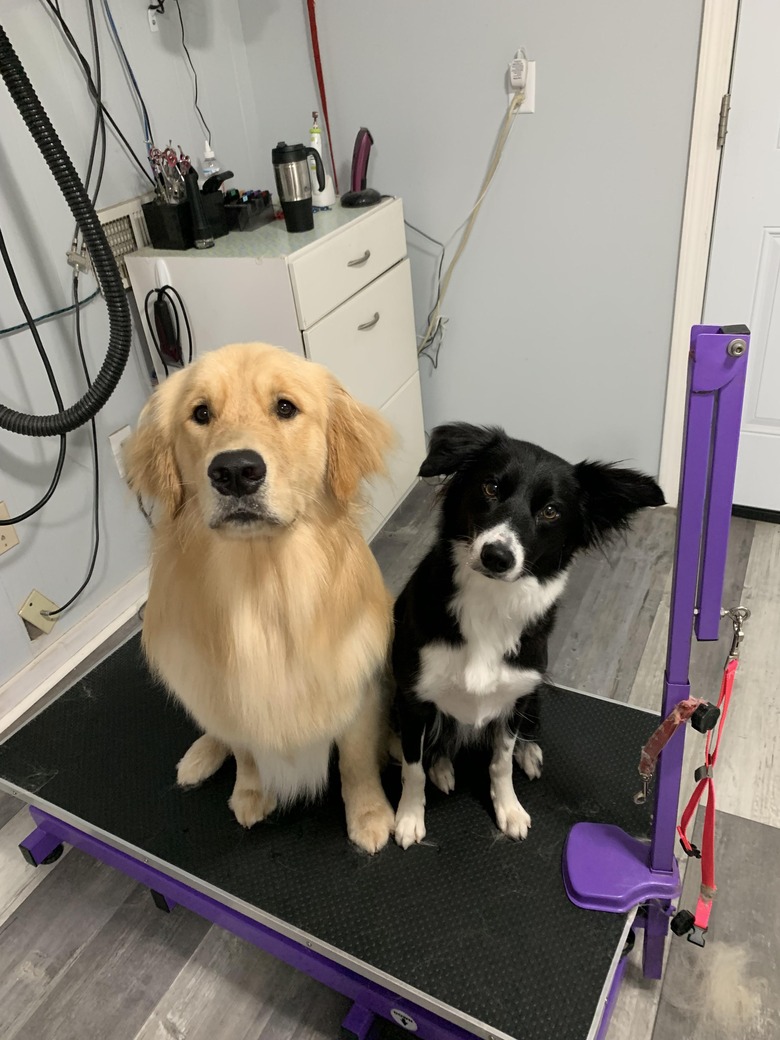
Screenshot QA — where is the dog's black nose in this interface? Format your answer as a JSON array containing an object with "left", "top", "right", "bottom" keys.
[
  {"left": 208, "top": 450, "right": 267, "bottom": 498},
  {"left": 480, "top": 541, "right": 515, "bottom": 574}
]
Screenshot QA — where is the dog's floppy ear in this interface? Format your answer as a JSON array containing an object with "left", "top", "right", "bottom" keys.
[
  {"left": 419, "top": 422, "right": 500, "bottom": 477},
  {"left": 124, "top": 382, "right": 183, "bottom": 520},
  {"left": 327, "top": 380, "right": 394, "bottom": 503},
  {"left": 574, "top": 461, "right": 665, "bottom": 547}
]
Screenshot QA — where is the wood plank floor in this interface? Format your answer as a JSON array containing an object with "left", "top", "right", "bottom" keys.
[{"left": 1, "top": 482, "right": 777, "bottom": 1040}]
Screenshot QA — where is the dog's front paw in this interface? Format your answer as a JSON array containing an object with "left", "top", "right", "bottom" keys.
[
  {"left": 394, "top": 806, "right": 426, "bottom": 849},
  {"left": 347, "top": 796, "right": 395, "bottom": 854},
  {"left": 177, "top": 734, "right": 229, "bottom": 788},
  {"left": 228, "top": 787, "right": 277, "bottom": 828},
  {"left": 428, "top": 756, "right": 455, "bottom": 794},
  {"left": 494, "top": 796, "right": 531, "bottom": 840},
  {"left": 515, "top": 741, "right": 543, "bottom": 781}
]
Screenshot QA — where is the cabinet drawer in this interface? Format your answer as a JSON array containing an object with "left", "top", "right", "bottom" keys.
[
  {"left": 289, "top": 199, "right": 406, "bottom": 328},
  {"left": 364, "top": 371, "right": 427, "bottom": 537},
  {"left": 304, "top": 259, "right": 418, "bottom": 411}
]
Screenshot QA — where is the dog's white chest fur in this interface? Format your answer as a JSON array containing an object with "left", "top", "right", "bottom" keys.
[{"left": 415, "top": 551, "right": 568, "bottom": 728}]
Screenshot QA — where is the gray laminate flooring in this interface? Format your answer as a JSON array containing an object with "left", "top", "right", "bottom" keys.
[{"left": 0, "top": 482, "right": 777, "bottom": 1040}]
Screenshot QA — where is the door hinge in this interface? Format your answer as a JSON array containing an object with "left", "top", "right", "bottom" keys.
[{"left": 717, "top": 93, "right": 731, "bottom": 149}]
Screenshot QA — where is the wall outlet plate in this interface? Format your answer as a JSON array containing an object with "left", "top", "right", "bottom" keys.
[
  {"left": 19, "top": 589, "right": 59, "bottom": 636},
  {"left": 109, "top": 425, "right": 133, "bottom": 480},
  {"left": 0, "top": 502, "right": 20, "bottom": 557}
]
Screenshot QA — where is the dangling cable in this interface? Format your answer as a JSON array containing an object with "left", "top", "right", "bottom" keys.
[{"left": 0, "top": 23, "right": 131, "bottom": 436}]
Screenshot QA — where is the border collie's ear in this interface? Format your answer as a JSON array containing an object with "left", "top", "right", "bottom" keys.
[
  {"left": 419, "top": 423, "right": 500, "bottom": 477},
  {"left": 574, "top": 461, "right": 665, "bottom": 547}
]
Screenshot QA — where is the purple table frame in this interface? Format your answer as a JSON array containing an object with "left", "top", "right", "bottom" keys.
[
  {"left": 16, "top": 325, "right": 749, "bottom": 1040},
  {"left": 563, "top": 324, "right": 750, "bottom": 1038}
]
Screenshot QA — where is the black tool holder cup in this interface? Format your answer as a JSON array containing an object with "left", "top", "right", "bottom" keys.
[{"left": 272, "top": 141, "right": 325, "bottom": 233}]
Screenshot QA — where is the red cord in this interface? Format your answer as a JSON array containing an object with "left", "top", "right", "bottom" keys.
[{"left": 306, "top": 0, "right": 339, "bottom": 195}]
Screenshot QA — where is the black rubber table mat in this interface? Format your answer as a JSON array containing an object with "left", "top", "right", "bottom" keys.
[{"left": 0, "top": 634, "right": 655, "bottom": 1040}]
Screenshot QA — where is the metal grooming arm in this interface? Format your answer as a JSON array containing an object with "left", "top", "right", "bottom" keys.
[{"left": 562, "top": 324, "right": 750, "bottom": 983}]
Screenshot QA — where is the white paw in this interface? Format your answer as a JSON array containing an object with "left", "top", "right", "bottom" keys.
[
  {"left": 494, "top": 796, "right": 531, "bottom": 840},
  {"left": 346, "top": 797, "right": 395, "bottom": 854},
  {"left": 394, "top": 806, "right": 427, "bottom": 849},
  {"left": 428, "top": 757, "right": 455, "bottom": 794},
  {"left": 515, "top": 741, "right": 543, "bottom": 780},
  {"left": 176, "top": 735, "right": 229, "bottom": 788},
  {"left": 228, "top": 787, "right": 277, "bottom": 828}
]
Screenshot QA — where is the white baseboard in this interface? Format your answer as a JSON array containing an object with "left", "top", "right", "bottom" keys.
[{"left": 0, "top": 568, "right": 149, "bottom": 737}]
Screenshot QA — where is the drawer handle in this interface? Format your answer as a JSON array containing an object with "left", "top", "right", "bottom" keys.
[
  {"left": 347, "top": 249, "right": 371, "bottom": 267},
  {"left": 358, "top": 312, "right": 380, "bottom": 331}
]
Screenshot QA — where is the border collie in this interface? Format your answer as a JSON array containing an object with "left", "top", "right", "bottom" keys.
[{"left": 391, "top": 423, "right": 664, "bottom": 848}]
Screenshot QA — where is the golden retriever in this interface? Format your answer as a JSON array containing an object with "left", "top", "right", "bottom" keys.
[{"left": 125, "top": 342, "right": 395, "bottom": 853}]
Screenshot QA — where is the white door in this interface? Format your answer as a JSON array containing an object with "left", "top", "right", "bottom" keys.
[{"left": 704, "top": 0, "right": 780, "bottom": 512}]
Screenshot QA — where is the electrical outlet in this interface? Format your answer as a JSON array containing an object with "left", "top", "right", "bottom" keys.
[
  {"left": 109, "top": 425, "right": 133, "bottom": 480},
  {"left": 0, "top": 502, "right": 20, "bottom": 557},
  {"left": 19, "top": 589, "right": 59, "bottom": 636},
  {"left": 516, "top": 61, "right": 536, "bottom": 113}
]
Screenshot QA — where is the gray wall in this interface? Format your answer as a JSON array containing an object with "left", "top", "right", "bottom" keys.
[
  {"left": 313, "top": 0, "right": 702, "bottom": 474},
  {"left": 0, "top": 1, "right": 299, "bottom": 688},
  {"left": 0, "top": 1, "right": 702, "bottom": 690}
]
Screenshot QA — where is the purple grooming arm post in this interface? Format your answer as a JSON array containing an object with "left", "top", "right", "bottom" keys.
[{"left": 562, "top": 325, "right": 750, "bottom": 980}]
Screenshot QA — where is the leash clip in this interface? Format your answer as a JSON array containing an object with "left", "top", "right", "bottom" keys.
[
  {"left": 723, "top": 606, "right": 751, "bottom": 660},
  {"left": 633, "top": 772, "right": 652, "bottom": 805}
]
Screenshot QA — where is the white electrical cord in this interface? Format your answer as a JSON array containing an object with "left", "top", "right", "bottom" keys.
[{"left": 419, "top": 90, "right": 525, "bottom": 357}]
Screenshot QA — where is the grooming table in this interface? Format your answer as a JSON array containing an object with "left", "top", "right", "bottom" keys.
[
  {"left": 0, "top": 636, "right": 652, "bottom": 1040},
  {"left": 0, "top": 325, "right": 750, "bottom": 1040}
]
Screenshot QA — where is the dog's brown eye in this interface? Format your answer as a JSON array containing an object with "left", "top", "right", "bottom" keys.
[
  {"left": 192, "top": 404, "right": 210, "bottom": 426},
  {"left": 276, "top": 399, "right": 298, "bottom": 420},
  {"left": 482, "top": 481, "right": 499, "bottom": 500},
  {"left": 540, "top": 504, "right": 560, "bottom": 521}
]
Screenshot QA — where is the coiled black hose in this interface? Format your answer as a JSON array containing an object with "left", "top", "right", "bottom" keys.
[{"left": 0, "top": 24, "right": 130, "bottom": 436}]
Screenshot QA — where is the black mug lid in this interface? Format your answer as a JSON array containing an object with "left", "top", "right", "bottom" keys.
[{"left": 272, "top": 141, "right": 307, "bottom": 164}]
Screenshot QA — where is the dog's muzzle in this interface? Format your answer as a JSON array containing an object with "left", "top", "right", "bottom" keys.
[{"left": 207, "top": 449, "right": 280, "bottom": 531}]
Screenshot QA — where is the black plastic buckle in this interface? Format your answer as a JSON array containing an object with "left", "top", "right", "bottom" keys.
[
  {"left": 691, "top": 702, "right": 721, "bottom": 733},
  {"left": 687, "top": 924, "right": 707, "bottom": 948},
  {"left": 670, "top": 909, "right": 695, "bottom": 936},
  {"left": 679, "top": 837, "right": 701, "bottom": 858},
  {"left": 694, "top": 764, "right": 714, "bottom": 782}
]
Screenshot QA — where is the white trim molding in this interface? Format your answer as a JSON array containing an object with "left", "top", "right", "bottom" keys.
[
  {"left": 658, "top": 0, "right": 740, "bottom": 505},
  {"left": 0, "top": 568, "right": 149, "bottom": 737}
]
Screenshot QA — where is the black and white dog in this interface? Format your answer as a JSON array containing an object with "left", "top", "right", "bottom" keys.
[{"left": 391, "top": 423, "right": 664, "bottom": 848}]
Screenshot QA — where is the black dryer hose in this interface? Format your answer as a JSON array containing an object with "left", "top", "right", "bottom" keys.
[{"left": 0, "top": 23, "right": 131, "bottom": 437}]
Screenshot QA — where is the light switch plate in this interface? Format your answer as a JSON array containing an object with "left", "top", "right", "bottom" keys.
[
  {"left": 0, "top": 502, "right": 20, "bottom": 557},
  {"left": 18, "top": 589, "right": 59, "bottom": 635}
]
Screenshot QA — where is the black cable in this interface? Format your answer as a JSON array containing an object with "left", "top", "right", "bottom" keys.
[
  {"left": 39, "top": 0, "right": 155, "bottom": 183},
  {"left": 100, "top": 0, "right": 154, "bottom": 151},
  {"left": 45, "top": 277, "right": 101, "bottom": 616},
  {"left": 44, "top": 0, "right": 107, "bottom": 610},
  {"left": 404, "top": 220, "right": 444, "bottom": 249},
  {"left": 0, "top": 290, "right": 99, "bottom": 338},
  {"left": 0, "top": 23, "right": 132, "bottom": 436},
  {"left": 162, "top": 284, "right": 193, "bottom": 364},
  {"left": 173, "top": 0, "right": 211, "bottom": 143},
  {"left": 143, "top": 284, "right": 194, "bottom": 374},
  {"left": 0, "top": 227, "right": 67, "bottom": 525},
  {"left": 143, "top": 288, "right": 169, "bottom": 377}
]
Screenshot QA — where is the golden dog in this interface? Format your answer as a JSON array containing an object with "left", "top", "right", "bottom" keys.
[{"left": 125, "top": 342, "right": 395, "bottom": 853}]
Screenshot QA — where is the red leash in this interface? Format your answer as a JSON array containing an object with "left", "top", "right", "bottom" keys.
[
  {"left": 305, "top": 1, "right": 339, "bottom": 194},
  {"left": 635, "top": 607, "right": 749, "bottom": 946}
]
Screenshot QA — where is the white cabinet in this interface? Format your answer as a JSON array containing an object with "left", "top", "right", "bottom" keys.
[{"left": 125, "top": 198, "right": 425, "bottom": 539}]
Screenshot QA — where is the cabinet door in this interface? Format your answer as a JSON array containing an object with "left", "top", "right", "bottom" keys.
[
  {"left": 362, "top": 371, "right": 427, "bottom": 541},
  {"left": 304, "top": 260, "right": 418, "bottom": 411}
]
